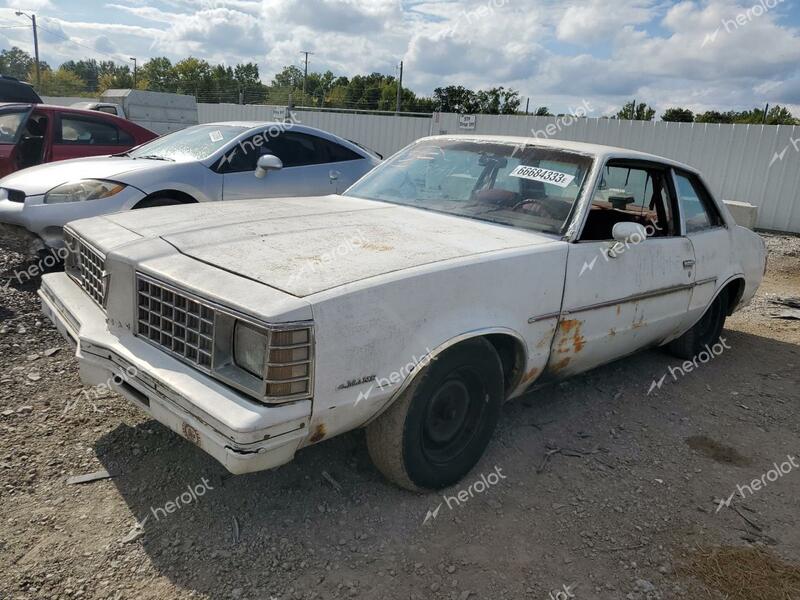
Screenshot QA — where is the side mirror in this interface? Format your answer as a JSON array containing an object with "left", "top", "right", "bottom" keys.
[
  {"left": 254, "top": 154, "right": 283, "bottom": 179},
  {"left": 611, "top": 222, "right": 648, "bottom": 244}
]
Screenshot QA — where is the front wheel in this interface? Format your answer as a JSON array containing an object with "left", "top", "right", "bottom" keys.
[
  {"left": 366, "top": 338, "right": 504, "bottom": 491},
  {"left": 667, "top": 292, "right": 728, "bottom": 360}
]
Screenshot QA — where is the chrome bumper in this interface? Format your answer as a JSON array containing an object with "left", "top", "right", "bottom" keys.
[{"left": 39, "top": 271, "right": 311, "bottom": 475}]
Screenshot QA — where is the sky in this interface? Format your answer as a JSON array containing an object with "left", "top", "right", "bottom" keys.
[{"left": 0, "top": 0, "right": 799, "bottom": 117}]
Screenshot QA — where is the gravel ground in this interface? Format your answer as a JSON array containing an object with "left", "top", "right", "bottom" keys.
[{"left": 1, "top": 232, "right": 799, "bottom": 600}]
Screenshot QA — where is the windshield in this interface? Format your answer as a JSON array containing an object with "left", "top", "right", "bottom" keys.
[
  {"left": 0, "top": 108, "right": 29, "bottom": 144},
  {"left": 344, "top": 139, "right": 594, "bottom": 234},
  {"left": 127, "top": 124, "right": 249, "bottom": 162}
]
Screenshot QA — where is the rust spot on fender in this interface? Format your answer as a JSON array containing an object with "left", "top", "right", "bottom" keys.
[
  {"left": 632, "top": 315, "right": 647, "bottom": 329},
  {"left": 551, "top": 356, "right": 571, "bottom": 372},
  {"left": 556, "top": 319, "right": 586, "bottom": 354},
  {"left": 535, "top": 326, "right": 556, "bottom": 349},
  {"left": 309, "top": 423, "right": 326, "bottom": 443},
  {"left": 609, "top": 328, "right": 617, "bottom": 337},
  {"left": 616, "top": 305, "right": 621, "bottom": 316},
  {"left": 521, "top": 367, "right": 540, "bottom": 384}
]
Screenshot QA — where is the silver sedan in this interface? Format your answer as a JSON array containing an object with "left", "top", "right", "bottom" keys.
[{"left": 0, "top": 121, "right": 381, "bottom": 251}]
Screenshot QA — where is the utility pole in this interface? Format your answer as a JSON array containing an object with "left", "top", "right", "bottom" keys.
[
  {"left": 300, "top": 51, "right": 312, "bottom": 105},
  {"left": 524, "top": 98, "right": 530, "bottom": 115},
  {"left": 130, "top": 57, "right": 137, "bottom": 88},
  {"left": 16, "top": 11, "right": 40, "bottom": 88},
  {"left": 763, "top": 103, "right": 769, "bottom": 124},
  {"left": 395, "top": 60, "right": 403, "bottom": 114}
]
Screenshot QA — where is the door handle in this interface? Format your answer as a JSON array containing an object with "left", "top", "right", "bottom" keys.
[
  {"left": 329, "top": 169, "right": 340, "bottom": 181},
  {"left": 683, "top": 259, "right": 696, "bottom": 268}
]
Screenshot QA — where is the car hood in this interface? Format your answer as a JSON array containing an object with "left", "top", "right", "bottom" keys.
[
  {"left": 99, "top": 195, "right": 559, "bottom": 297},
  {"left": 0, "top": 156, "right": 169, "bottom": 196}
]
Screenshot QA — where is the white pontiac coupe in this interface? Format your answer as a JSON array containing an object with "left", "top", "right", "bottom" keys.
[{"left": 39, "top": 136, "right": 766, "bottom": 491}]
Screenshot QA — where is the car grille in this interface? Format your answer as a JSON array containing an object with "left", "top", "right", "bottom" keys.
[
  {"left": 64, "top": 230, "right": 106, "bottom": 307},
  {"left": 136, "top": 274, "right": 214, "bottom": 370}
]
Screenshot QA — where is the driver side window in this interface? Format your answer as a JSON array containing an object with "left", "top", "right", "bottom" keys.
[{"left": 579, "top": 161, "right": 677, "bottom": 242}]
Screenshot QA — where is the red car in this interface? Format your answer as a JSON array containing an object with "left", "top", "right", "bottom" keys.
[{"left": 0, "top": 102, "right": 156, "bottom": 178}]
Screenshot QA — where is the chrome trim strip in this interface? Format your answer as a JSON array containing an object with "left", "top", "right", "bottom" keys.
[
  {"left": 564, "top": 281, "right": 695, "bottom": 315},
  {"left": 527, "top": 311, "right": 561, "bottom": 324},
  {"left": 695, "top": 276, "right": 718, "bottom": 286}
]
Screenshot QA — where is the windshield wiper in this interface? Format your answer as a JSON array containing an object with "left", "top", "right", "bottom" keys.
[
  {"left": 135, "top": 154, "right": 174, "bottom": 162},
  {"left": 111, "top": 151, "right": 129, "bottom": 157}
]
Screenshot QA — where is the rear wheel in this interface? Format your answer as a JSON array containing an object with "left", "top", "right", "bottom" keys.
[
  {"left": 366, "top": 338, "right": 504, "bottom": 491},
  {"left": 667, "top": 292, "right": 727, "bottom": 359}
]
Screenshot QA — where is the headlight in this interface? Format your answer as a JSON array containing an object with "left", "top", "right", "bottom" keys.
[
  {"left": 232, "top": 321, "right": 312, "bottom": 399},
  {"left": 233, "top": 321, "right": 268, "bottom": 377},
  {"left": 44, "top": 180, "right": 126, "bottom": 204}
]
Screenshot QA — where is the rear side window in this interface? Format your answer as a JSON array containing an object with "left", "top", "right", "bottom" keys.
[
  {"left": 0, "top": 108, "right": 29, "bottom": 144},
  {"left": 674, "top": 171, "right": 722, "bottom": 233},
  {"left": 58, "top": 115, "right": 132, "bottom": 145},
  {"left": 316, "top": 137, "right": 362, "bottom": 162}
]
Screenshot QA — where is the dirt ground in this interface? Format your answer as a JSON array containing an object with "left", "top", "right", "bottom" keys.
[{"left": 1, "top": 232, "right": 799, "bottom": 600}]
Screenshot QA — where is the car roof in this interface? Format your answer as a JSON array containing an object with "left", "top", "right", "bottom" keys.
[
  {"left": 0, "top": 102, "right": 137, "bottom": 123},
  {"left": 422, "top": 134, "right": 699, "bottom": 174},
  {"left": 199, "top": 121, "right": 379, "bottom": 160}
]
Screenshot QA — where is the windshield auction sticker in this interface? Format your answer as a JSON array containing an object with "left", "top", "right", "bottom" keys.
[
  {"left": 509, "top": 165, "right": 575, "bottom": 188},
  {"left": 209, "top": 130, "right": 224, "bottom": 142}
]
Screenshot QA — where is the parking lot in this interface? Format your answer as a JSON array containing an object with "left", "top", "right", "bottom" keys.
[{"left": 1, "top": 232, "right": 798, "bottom": 600}]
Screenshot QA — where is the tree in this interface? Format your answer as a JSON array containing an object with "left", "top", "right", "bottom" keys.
[
  {"left": 433, "top": 85, "right": 478, "bottom": 113},
  {"left": 617, "top": 101, "right": 656, "bottom": 121},
  {"left": 661, "top": 107, "right": 694, "bottom": 122},
  {"left": 36, "top": 67, "right": 86, "bottom": 96},
  {"left": 0, "top": 47, "right": 47, "bottom": 81},
  {"left": 534, "top": 106, "right": 553, "bottom": 116},
  {"left": 695, "top": 110, "right": 735, "bottom": 124},
  {"left": 139, "top": 57, "right": 175, "bottom": 92}
]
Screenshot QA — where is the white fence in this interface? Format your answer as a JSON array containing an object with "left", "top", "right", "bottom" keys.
[{"left": 197, "top": 103, "right": 800, "bottom": 233}]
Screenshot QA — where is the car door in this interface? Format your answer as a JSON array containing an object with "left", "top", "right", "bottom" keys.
[
  {"left": 220, "top": 131, "right": 341, "bottom": 200},
  {"left": 50, "top": 112, "right": 135, "bottom": 162},
  {"left": 672, "top": 169, "right": 731, "bottom": 323},
  {"left": 548, "top": 159, "right": 696, "bottom": 377}
]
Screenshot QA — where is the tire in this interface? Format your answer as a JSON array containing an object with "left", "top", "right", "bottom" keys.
[
  {"left": 667, "top": 291, "right": 728, "bottom": 360},
  {"left": 133, "top": 196, "right": 184, "bottom": 210},
  {"left": 366, "top": 338, "right": 504, "bottom": 491}
]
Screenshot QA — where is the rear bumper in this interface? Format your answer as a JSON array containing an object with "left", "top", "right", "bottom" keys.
[{"left": 39, "top": 271, "right": 311, "bottom": 475}]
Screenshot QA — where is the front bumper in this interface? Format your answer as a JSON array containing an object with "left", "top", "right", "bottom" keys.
[
  {"left": 39, "top": 271, "right": 311, "bottom": 475},
  {"left": 0, "top": 187, "right": 145, "bottom": 250}
]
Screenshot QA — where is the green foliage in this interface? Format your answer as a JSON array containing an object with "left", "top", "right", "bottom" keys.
[
  {"left": 661, "top": 107, "right": 694, "bottom": 122},
  {"left": 616, "top": 101, "right": 656, "bottom": 121},
  {"left": 534, "top": 106, "right": 553, "bottom": 116},
  {"left": 0, "top": 46, "right": 47, "bottom": 81},
  {"left": 432, "top": 85, "right": 521, "bottom": 114}
]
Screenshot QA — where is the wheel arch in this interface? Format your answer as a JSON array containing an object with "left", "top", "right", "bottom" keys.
[
  {"left": 363, "top": 328, "right": 528, "bottom": 426},
  {"left": 131, "top": 189, "right": 198, "bottom": 209}
]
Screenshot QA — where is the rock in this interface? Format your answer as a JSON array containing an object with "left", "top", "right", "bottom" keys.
[
  {"left": 16, "top": 405, "right": 33, "bottom": 414},
  {"left": 27, "top": 372, "right": 41, "bottom": 382},
  {"left": 43, "top": 347, "right": 60, "bottom": 357},
  {"left": 66, "top": 470, "right": 112, "bottom": 485},
  {"left": 635, "top": 578, "right": 655, "bottom": 592}
]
